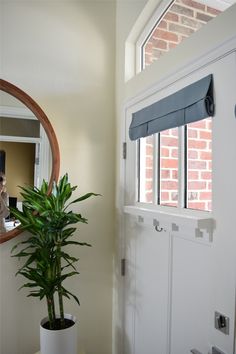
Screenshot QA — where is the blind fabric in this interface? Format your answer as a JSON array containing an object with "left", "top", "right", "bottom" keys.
[{"left": 129, "top": 74, "right": 214, "bottom": 141}]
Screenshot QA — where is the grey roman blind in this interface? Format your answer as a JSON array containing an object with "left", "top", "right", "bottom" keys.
[{"left": 129, "top": 74, "right": 214, "bottom": 141}]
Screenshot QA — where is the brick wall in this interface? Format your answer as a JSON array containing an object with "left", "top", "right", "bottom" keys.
[{"left": 139, "top": 0, "right": 217, "bottom": 211}]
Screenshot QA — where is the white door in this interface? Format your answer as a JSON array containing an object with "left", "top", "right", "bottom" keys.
[{"left": 122, "top": 52, "right": 236, "bottom": 354}]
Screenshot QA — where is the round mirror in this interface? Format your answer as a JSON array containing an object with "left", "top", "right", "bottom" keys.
[{"left": 0, "top": 79, "right": 60, "bottom": 243}]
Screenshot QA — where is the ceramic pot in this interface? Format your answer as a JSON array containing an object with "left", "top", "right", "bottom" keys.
[{"left": 40, "top": 314, "right": 77, "bottom": 354}]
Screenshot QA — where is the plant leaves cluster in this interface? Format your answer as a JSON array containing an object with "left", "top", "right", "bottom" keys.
[{"left": 11, "top": 174, "right": 99, "bottom": 330}]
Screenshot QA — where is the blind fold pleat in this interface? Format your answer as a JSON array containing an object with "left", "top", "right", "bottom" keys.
[{"left": 129, "top": 74, "right": 214, "bottom": 141}]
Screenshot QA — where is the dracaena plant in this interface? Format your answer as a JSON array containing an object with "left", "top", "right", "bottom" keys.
[{"left": 11, "top": 174, "right": 98, "bottom": 330}]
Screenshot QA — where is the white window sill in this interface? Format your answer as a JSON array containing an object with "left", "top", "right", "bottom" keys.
[{"left": 124, "top": 205, "right": 215, "bottom": 244}]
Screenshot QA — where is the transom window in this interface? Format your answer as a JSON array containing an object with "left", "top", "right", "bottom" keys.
[{"left": 139, "top": 0, "right": 234, "bottom": 70}]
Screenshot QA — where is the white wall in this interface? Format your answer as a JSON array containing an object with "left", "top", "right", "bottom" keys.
[{"left": 0, "top": 2, "right": 115, "bottom": 354}]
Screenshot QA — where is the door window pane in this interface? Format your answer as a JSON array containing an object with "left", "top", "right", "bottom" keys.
[
  {"left": 187, "top": 118, "right": 212, "bottom": 211},
  {"left": 160, "top": 128, "right": 178, "bottom": 207},
  {"left": 138, "top": 136, "right": 154, "bottom": 203}
]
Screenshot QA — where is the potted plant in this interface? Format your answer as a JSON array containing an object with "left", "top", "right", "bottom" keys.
[{"left": 11, "top": 174, "right": 98, "bottom": 354}]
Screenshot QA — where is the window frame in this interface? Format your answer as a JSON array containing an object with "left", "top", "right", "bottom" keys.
[
  {"left": 136, "top": 117, "right": 212, "bottom": 212},
  {"left": 135, "top": 0, "right": 174, "bottom": 73},
  {"left": 135, "top": 0, "right": 231, "bottom": 74}
]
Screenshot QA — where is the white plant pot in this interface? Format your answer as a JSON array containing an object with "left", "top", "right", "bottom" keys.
[{"left": 40, "top": 314, "right": 77, "bottom": 354}]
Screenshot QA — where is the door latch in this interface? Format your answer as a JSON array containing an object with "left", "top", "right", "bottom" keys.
[{"left": 215, "top": 311, "right": 229, "bottom": 334}]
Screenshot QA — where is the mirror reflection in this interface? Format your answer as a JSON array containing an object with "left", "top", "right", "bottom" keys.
[{"left": 0, "top": 91, "right": 52, "bottom": 234}]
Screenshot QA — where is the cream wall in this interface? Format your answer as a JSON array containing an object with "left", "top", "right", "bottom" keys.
[{"left": 0, "top": 2, "right": 115, "bottom": 354}]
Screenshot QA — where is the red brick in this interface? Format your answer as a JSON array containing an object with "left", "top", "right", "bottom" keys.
[
  {"left": 188, "top": 150, "right": 198, "bottom": 159},
  {"left": 200, "top": 151, "right": 212, "bottom": 160},
  {"left": 161, "top": 192, "right": 170, "bottom": 201},
  {"left": 161, "top": 129, "right": 170, "bottom": 136},
  {"left": 146, "top": 145, "right": 153, "bottom": 155},
  {"left": 146, "top": 157, "right": 153, "bottom": 167},
  {"left": 170, "top": 128, "right": 178, "bottom": 136},
  {"left": 145, "top": 181, "right": 153, "bottom": 190},
  {"left": 201, "top": 171, "right": 211, "bottom": 180},
  {"left": 207, "top": 6, "right": 221, "bottom": 16},
  {"left": 171, "top": 4, "right": 194, "bottom": 17},
  {"left": 188, "top": 191, "right": 198, "bottom": 200},
  {"left": 161, "top": 158, "right": 178, "bottom": 169},
  {"left": 196, "top": 12, "right": 213, "bottom": 23},
  {"left": 161, "top": 170, "right": 170, "bottom": 179},
  {"left": 161, "top": 181, "right": 178, "bottom": 190},
  {"left": 146, "top": 169, "right": 153, "bottom": 179},
  {"left": 152, "top": 49, "right": 164, "bottom": 59},
  {"left": 161, "top": 148, "right": 170, "bottom": 157},
  {"left": 188, "top": 181, "right": 206, "bottom": 190},
  {"left": 188, "top": 139, "right": 206, "bottom": 149},
  {"left": 188, "top": 120, "right": 207, "bottom": 129},
  {"left": 207, "top": 119, "right": 212, "bottom": 129},
  {"left": 164, "top": 12, "right": 179, "bottom": 22},
  {"left": 188, "top": 171, "right": 199, "bottom": 179},
  {"left": 158, "top": 20, "right": 167, "bottom": 29},
  {"left": 161, "top": 136, "right": 178, "bottom": 147},
  {"left": 169, "top": 42, "right": 178, "bottom": 50},
  {"left": 169, "top": 23, "right": 195, "bottom": 36},
  {"left": 188, "top": 128, "right": 198, "bottom": 138},
  {"left": 180, "top": 0, "right": 205, "bottom": 11},
  {"left": 207, "top": 202, "right": 212, "bottom": 211},
  {"left": 152, "top": 39, "right": 167, "bottom": 50},
  {"left": 181, "top": 16, "right": 203, "bottom": 30},
  {"left": 188, "top": 160, "right": 206, "bottom": 169},
  {"left": 172, "top": 170, "right": 178, "bottom": 179},
  {"left": 172, "top": 148, "right": 179, "bottom": 158},
  {"left": 144, "top": 42, "right": 153, "bottom": 53},
  {"left": 199, "top": 130, "right": 211, "bottom": 140},
  {"left": 154, "top": 28, "right": 179, "bottom": 42},
  {"left": 200, "top": 192, "right": 212, "bottom": 200}
]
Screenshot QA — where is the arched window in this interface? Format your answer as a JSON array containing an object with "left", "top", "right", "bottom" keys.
[{"left": 138, "top": 0, "right": 233, "bottom": 71}]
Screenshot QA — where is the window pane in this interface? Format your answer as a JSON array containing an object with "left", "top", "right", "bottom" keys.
[
  {"left": 187, "top": 118, "right": 212, "bottom": 211},
  {"left": 160, "top": 128, "right": 178, "bottom": 207},
  {"left": 142, "top": 0, "right": 225, "bottom": 70},
  {"left": 138, "top": 136, "right": 154, "bottom": 203}
]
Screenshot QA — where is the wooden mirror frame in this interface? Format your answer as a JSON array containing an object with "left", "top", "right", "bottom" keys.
[{"left": 0, "top": 79, "right": 60, "bottom": 243}]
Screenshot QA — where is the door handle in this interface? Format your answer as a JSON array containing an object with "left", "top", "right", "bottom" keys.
[{"left": 191, "top": 350, "right": 203, "bottom": 354}]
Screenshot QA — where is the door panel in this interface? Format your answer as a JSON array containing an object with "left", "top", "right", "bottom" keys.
[
  {"left": 124, "top": 215, "right": 169, "bottom": 354},
  {"left": 170, "top": 235, "right": 211, "bottom": 354}
]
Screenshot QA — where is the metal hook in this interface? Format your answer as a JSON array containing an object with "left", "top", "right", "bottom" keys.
[{"left": 155, "top": 225, "right": 163, "bottom": 232}]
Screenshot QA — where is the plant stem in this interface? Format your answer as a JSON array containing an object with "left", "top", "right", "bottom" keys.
[
  {"left": 57, "top": 240, "right": 65, "bottom": 328},
  {"left": 46, "top": 295, "right": 55, "bottom": 329}
]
